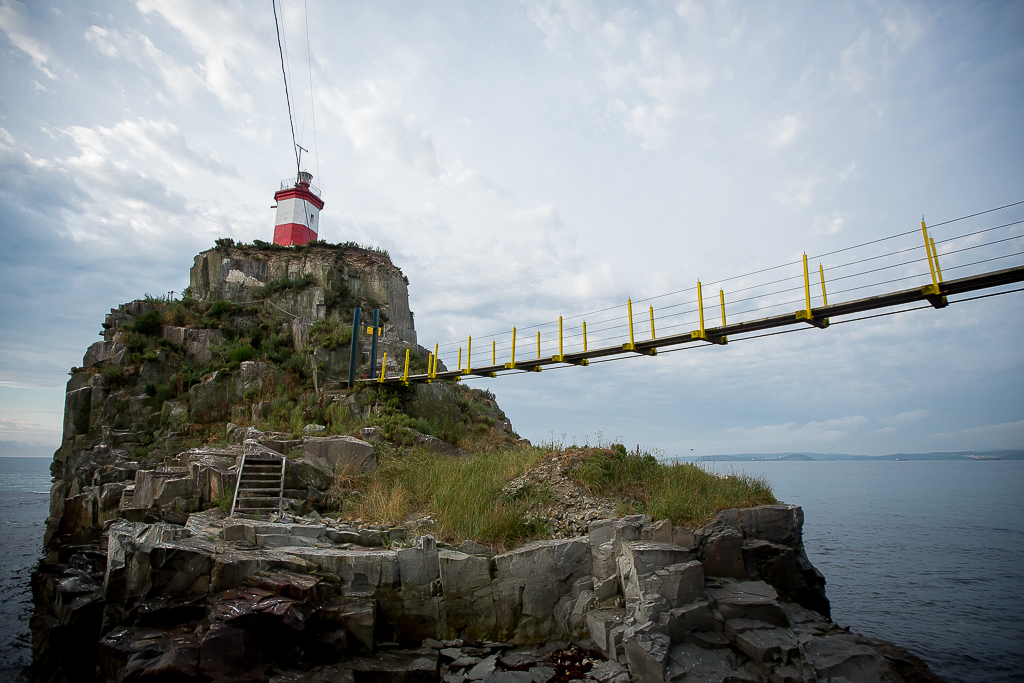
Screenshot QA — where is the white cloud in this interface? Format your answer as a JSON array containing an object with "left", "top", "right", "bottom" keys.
[
  {"left": 774, "top": 178, "right": 819, "bottom": 208},
  {"left": 133, "top": 0, "right": 270, "bottom": 112},
  {"left": 834, "top": 30, "right": 874, "bottom": 93},
  {"left": 838, "top": 160, "right": 857, "bottom": 181},
  {"left": 770, "top": 114, "right": 801, "bottom": 147},
  {"left": 810, "top": 212, "right": 848, "bottom": 236},
  {"left": 0, "top": 416, "right": 60, "bottom": 444},
  {"left": 930, "top": 420, "right": 1024, "bottom": 451},
  {"left": 84, "top": 25, "right": 205, "bottom": 103},
  {"left": 716, "top": 416, "right": 871, "bottom": 452},
  {"left": 0, "top": 0, "right": 57, "bottom": 79},
  {"left": 882, "top": 7, "right": 924, "bottom": 50}
]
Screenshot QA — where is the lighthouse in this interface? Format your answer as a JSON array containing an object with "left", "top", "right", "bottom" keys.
[{"left": 273, "top": 171, "right": 324, "bottom": 246}]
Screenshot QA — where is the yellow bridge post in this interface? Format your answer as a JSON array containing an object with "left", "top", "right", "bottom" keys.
[
  {"left": 819, "top": 265, "right": 828, "bottom": 306},
  {"left": 930, "top": 237, "right": 944, "bottom": 282},
  {"left": 505, "top": 327, "right": 517, "bottom": 369},
  {"left": 559, "top": 316, "right": 564, "bottom": 359},
  {"left": 925, "top": 220, "right": 937, "bottom": 292},
  {"left": 625, "top": 299, "right": 636, "bottom": 349},
  {"left": 692, "top": 281, "right": 707, "bottom": 340},
  {"left": 796, "top": 254, "right": 828, "bottom": 326},
  {"left": 536, "top": 331, "right": 540, "bottom": 358},
  {"left": 583, "top": 321, "right": 587, "bottom": 352},
  {"left": 464, "top": 337, "right": 472, "bottom": 375},
  {"left": 458, "top": 347, "right": 462, "bottom": 372},
  {"left": 713, "top": 288, "right": 728, "bottom": 344},
  {"left": 649, "top": 306, "right": 655, "bottom": 339},
  {"left": 378, "top": 352, "right": 387, "bottom": 384},
  {"left": 803, "top": 254, "right": 812, "bottom": 317},
  {"left": 432, "top": 343, "right": 438, "bottom": 378},
  {"left": 401, "top": 349, "right": 410, "bottom": 384},
  {"left": 492, "top": 340, "right": 496, "bottom": 366},
  {"left": 921, "top": 218, "right": 948, "bottom": 308}
]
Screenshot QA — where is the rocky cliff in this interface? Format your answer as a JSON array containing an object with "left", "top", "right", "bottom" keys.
[{"left": 29, "top": 242, "right": 948, "bottom": 683}]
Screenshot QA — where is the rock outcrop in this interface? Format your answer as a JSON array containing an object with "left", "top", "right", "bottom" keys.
[{"left": 29, "top": 241, "right": 948, "bottom": 683}]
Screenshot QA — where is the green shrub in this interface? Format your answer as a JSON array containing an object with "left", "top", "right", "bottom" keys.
[
  {"left": 133, "top": 309, "right": 164, "bottom": 335},
  {"left": 101, "top": 365, "right": 129, "bottom": 387},
  {"left": 155, "top": 384, "right": 176, "bottom": 401},
  {"left": 260, "top": 274, "right": 317, "bottom": 298},
  {"left": 210, "top": 300, "right": 232, "bottom": 317},
  {"left": 308, "top": 319, "right": 352, "bottom": 351},
  {"left": 227, "top": 343, "right": 256, "bottom": 366},
  {"left": 214, "top": 237, "right": 235, "bottom": 249}
]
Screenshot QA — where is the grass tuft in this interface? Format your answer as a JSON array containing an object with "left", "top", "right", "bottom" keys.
[
  {"left": 574, "top": 444, "right": 776, "bottom": 526},
  {"left": 329, "top": 445, "right": 547, "bottom": 547}
]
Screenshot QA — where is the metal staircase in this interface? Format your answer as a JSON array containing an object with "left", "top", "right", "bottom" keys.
[{"left": 230, "top": 452, "right": 286, "bottom": 516}]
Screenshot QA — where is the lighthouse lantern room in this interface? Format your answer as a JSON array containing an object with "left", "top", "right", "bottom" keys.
[{"left": 273, "top": 170, "right": 324, "bottom": 246}]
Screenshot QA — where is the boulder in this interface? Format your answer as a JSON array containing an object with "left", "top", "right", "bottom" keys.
[
  {"left": 162, "top": 327, "right": 224, "bottom": 365},
  {"left": 237, "top": 360, "right": 279, "bottom": 396},
  {"left": 345, "top": 648, "right": 439, "bottom": 683},
  {"left": 804, "top": 632, "right": 903, "bottom": 681},
  {"left": 82, "top": 340, "right": 126, "bottom": 368},
  {"left": 586, "top": 607, "right": 627, "bottom": 657},
  {"left": 665, "top": 642, "right": 761, "bottom": 683},
  {"left": 739, "top": 504, "right": 803, "bottom": 546},
  {"left": 700, "top": 527, "right": 745, "bottom": 579},
  {"left": 318, "top": 597, "right": 377, "bottom": 651},
  {"left": 403, "top": 383, "right": 462, "bottom": 427},
  {"left": 493, "top": 537, "right": 591, "bottom": 643},
  {"left": 657, "top": 601, "right": 715, "bottom": 643},
  {"left": 730, "top": 625, "right": 798, "bottom": 667},
  {"left": 589, "top": 515, "right": 649, "bottom": 580},
  {"left": 617, "top": 542, "right": 692, "bottom": 601},
  {"left": 624, "top": 622, "right": 670, "bottom": 683},
  {"left": 626, "top": 560, "right": 704, "bottom": 611},
  {"left": 706, "top": 581, "right": 788, "bottom": 628},
  {"left": 63, "top": 386, "right": 93, "bottom": 441},
  {"left": 302, "top": 436, "right": 377, "bottom": 475},
  {"left": 160, "top": 401, "right": 189, "bottom": 427},
  {"left": 188, "top": 371, "right": 237, "bottom": 423},
  {"left": 641, "top": 519, "right": 673, "bottom": 543},
  {"left": 439, "top": 550, "right": 497, "bottom": 639},
  {"left": 133, "top": 471, "right": 195, "bottom": 509}
]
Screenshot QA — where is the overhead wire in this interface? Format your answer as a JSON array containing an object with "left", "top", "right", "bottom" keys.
[
  {"left": 272, "top": 0, "right": 300, "bottom": 174},
  {"left": 303, "top": 0, "right": 322, "bottom": 233}
]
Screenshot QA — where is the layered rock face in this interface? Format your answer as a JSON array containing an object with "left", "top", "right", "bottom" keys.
[{"left": 189, "top": 244, "right": 416, "bottom": 344}]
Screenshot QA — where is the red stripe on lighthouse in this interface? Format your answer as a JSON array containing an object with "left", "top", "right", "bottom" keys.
[{"left": 274, "top": 223, "right": 318, "bottom": 246}]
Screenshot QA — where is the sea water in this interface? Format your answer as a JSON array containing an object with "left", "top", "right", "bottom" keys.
[
  {"left": 716, "top": 459, "right": 1024, "bottom": 683},
  {"left": 0, "top": 457, "right": 50, "bottom": 682},
  {"left": 1, "top": 457, "right": 1020, "bottom": 682}
]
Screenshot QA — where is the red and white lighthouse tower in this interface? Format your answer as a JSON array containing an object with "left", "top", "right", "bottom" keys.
[{"left": 273, "top": 171, "right": 324, "bottom": 246}]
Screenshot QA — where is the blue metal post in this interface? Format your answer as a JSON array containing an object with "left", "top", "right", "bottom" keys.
[
  {"left": 348, "top": 307, "right": 361, "bottom": 388},
  {"left": 369, "top": 309, "right": 380, "bottom": 379}
]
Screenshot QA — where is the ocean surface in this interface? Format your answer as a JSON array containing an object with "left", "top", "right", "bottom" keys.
[
  {"left": 0, "top": 457, "right": 50, "bottom": 683},
  {"left": 0, "top": 457, "right": 1021, "bottom": 682}
]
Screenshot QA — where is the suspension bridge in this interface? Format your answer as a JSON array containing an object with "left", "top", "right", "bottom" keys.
[{"left": 361, "top": 202, "right": 1024, "bottom": 387}]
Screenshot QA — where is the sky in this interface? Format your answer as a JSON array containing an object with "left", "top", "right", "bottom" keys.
[{"left": 0, "top": 0, "right": 1022, "bottom": 458}]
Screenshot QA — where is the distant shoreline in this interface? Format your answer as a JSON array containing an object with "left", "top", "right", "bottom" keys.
[{"left": 677, "top": 449, "right": 1024, "bottom": 462}]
